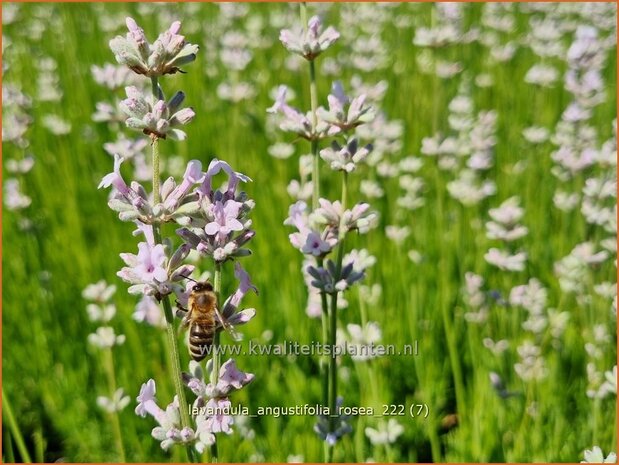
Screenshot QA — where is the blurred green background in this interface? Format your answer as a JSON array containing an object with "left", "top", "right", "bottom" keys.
[{"left": 2, "top": 2, "right": 617, "bottom": 462}]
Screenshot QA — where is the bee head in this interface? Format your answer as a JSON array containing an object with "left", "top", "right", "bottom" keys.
[
  {"left": 193, "top": 281, "right": 213, "bottom": 293},
  {"left": 180, "top": 275, "right": 214, "bottom": 293}
]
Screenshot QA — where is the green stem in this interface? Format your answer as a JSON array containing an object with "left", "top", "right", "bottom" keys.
[
  {"left": 163, "top": 296, "right": 192, "bottom": 430},
  {"left": 300, "top": 2, "right": 320, "bottom": 210},
  {"left": 300, "top": 4, "right": 331, "bottom": 458},
  {"left": 149, "top": 77, "right": 195, "bottom": 463},
  {"left": 103, "top": 349, "right": 126, "bottom": 462},
  {"left": 430, "top": 5, "right": 438, "bottom": 135},
  {"left": 4, "top": 429, "right": 15, "bottom": 463},
  {"left": 433, "top": 165, "right": 466, "bottom": 418},
  {"left": 152, "top": 137, "right": 161, "bottom": 205},
  {"left": 308, "top": 62, "right": 318, "bottom": 130},
  {"left": 150, "top": 76, "right": 160, "bottom": 102},
  {"left": 309, "top": 57, "right": 319, "bottom": 210},
  {"left": 2, "top": 388, "right": 32, "bottom": 463},
  {"left": 319, "top": 258, "right": 329, "bottom": 411},
  {"left": 33, "top": 428, "right": 45, "bottom": 464},
  {"left": 300, "top": 2, "right": 308, "bottom": 31},
  {"left": 151, "top": 77, "right": 161, "bottom": 204},
  {"left": 327, "top": 173, "right": 348, "bottom": 461},
  {"left": 311, "top": 139, "right": 320, "bottom": 211},
  {"left": 210, "top": 262, "right": 223, "bottom": 463},
  {"left": 211, "top": 263, "right": 223, "bottom": 386}
]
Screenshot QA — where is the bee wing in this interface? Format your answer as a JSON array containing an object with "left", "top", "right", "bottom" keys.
[{"left": 214, "top": 306, "right": 243, "bottom": 342}]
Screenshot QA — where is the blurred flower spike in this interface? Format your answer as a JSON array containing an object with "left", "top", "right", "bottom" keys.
[{"left": 279, "top": 15, "right": 340, "bottom": 61}]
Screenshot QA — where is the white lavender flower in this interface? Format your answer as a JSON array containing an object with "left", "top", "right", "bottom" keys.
[
  {"left": 88, "top": 326, "right": 126, "bottom": 348},
  {"left": 581, "top": 446, "right": 617, "bottom": 463},
  {"left": 338, "top": 322, "right": 382, "bottom": 362},
  {"left": 279, "top": 15, "right": 340, "bottom": 61},
  {"left": 97, "top": 388, "right": 131, "bottom": 413},
  {"left": 484, "top": 248, "right": 527, "bottom": 272},
  {"left": 365, "top": 419, "right": 404, "bottom": 445},
  {"left": 485, "top": 197, "right": 529, "bottom": 242}
]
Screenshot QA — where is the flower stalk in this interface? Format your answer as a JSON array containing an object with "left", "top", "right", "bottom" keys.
[
  {"left": 148, "top": 75, "right": 192, "bottom": 451},
  {"left": 327, "top": 172, "right": 347, "bottom": 460},
  {"left": 103, "top": 348, "right": 126, "bottom": 463},
  {"left": 2, "top": 388, "right": 32, "bottom": 463},
  {"left": 299, "top": 2, "right": 330, "bottom": 433},
  {"left": 210, "top": 261, "right": 223, "bottom": 462},
  {"left": 274, "top": 6, "right": 376, "bottom": 459},
  {"left": 102, "top": 16, "right": 256, "bottom": 459}
]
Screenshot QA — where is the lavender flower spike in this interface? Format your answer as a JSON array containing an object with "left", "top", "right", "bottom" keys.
[{"left": 110, "top": 17, "right": 199, "bottom": 77}]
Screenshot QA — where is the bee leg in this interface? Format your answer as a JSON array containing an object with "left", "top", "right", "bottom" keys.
[{"left": 175, "top": 300, "right": 188, "bottom": 319}]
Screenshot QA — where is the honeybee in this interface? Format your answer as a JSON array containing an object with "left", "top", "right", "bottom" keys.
[{"left": 176, "top": 278, "right": 240, "bottom": 362}]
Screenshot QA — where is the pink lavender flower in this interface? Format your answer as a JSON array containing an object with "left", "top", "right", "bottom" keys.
[
  {"left": 99, "top": 154, "right": 133, "bottom": 198},
  {"left": 4, "top": 179, "right": 31, "bottom": 210},
  {"left": 117, "top": 223, "right": 194, "bottom": 299},
  {"left": 312, "top": 199, "right": 378, "bottom": 235},
  {"left": 162, "top": 160, "right": 204, "bottom": 212},
  {"left": 302, "top": 232, "right": 332, "bottom": 256},
  {"left": 5, "top": 156, "right": 35, "bottom": 175},
  {"left": 316, "top": 82, "right": 375, "bottom": 134},
  {"left": 568, "top": 26, "right": 603, "bottom": 69},
  {"left": 82, "top": 279, "right": 117, "bottom": 303},
  {"left": 136, "top": 380, "right": 199, "bottom": 451},
  {"left": 97, "top": 388, "right": 130, "bottom": 414},
  {"left": 485, "top": 197, "right": 529, "bottom": 242},
  {"left": 206, "top": 359, "right": 255, "bottom": 399},
  {"left": 279, "top": 15, "right": 340, "bottom": 61},
  {"left": 135, "top": 379, "right": 159, "bottom": 418},
  {"left": 91, "top": 62, "right": 139, "bottom": 90},
  {"left": 177, "top": 160, "right": 254, "bottom": 263},
  {"left": 203, "top": 398, "right": 234, "bottom": 434},
  {"left": 109, "top": 17, "right": 199, "bottom": 77},
  {"left": 222, "top": 262, "right": 258, "bottom": 319},
  {"left": 484, "top": 248, "right": 527, "bottom": 272},
  {"left": 103, "top": 135, "right": 148, "bottom": 161},
  {"left": 120, "top": 86, "right": 195, "bottom": 140},
  {"left": 100, "top": 157, "right": 204, "bottom": 224},
  {"left": 92, "top": 101, "right": 126, "bottom": 124},
  {"left": 204, "top": 200, "right": 245, "bottom": 241},
  {"left": 180, "top": 358, "right": 254, "bottom": 448},
  {"left": 285, "top": 201, "right": 337, "bottom": 257},
  {"left": 267, "top": 85, "right": 329, "bottom": 140},
  {"left": 320, "top": 138, "right": 372, "bottom": 172},
  {"left": 88, "top": 326, "right": 126, "bottom": 348},
  {"left": 133, "top": 294, "right": 166, "bottom": 327}
]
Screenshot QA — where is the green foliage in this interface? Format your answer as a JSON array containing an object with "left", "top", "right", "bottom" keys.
[{"left": 3, "top": 3, "right": 616, "bottom": 463}]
